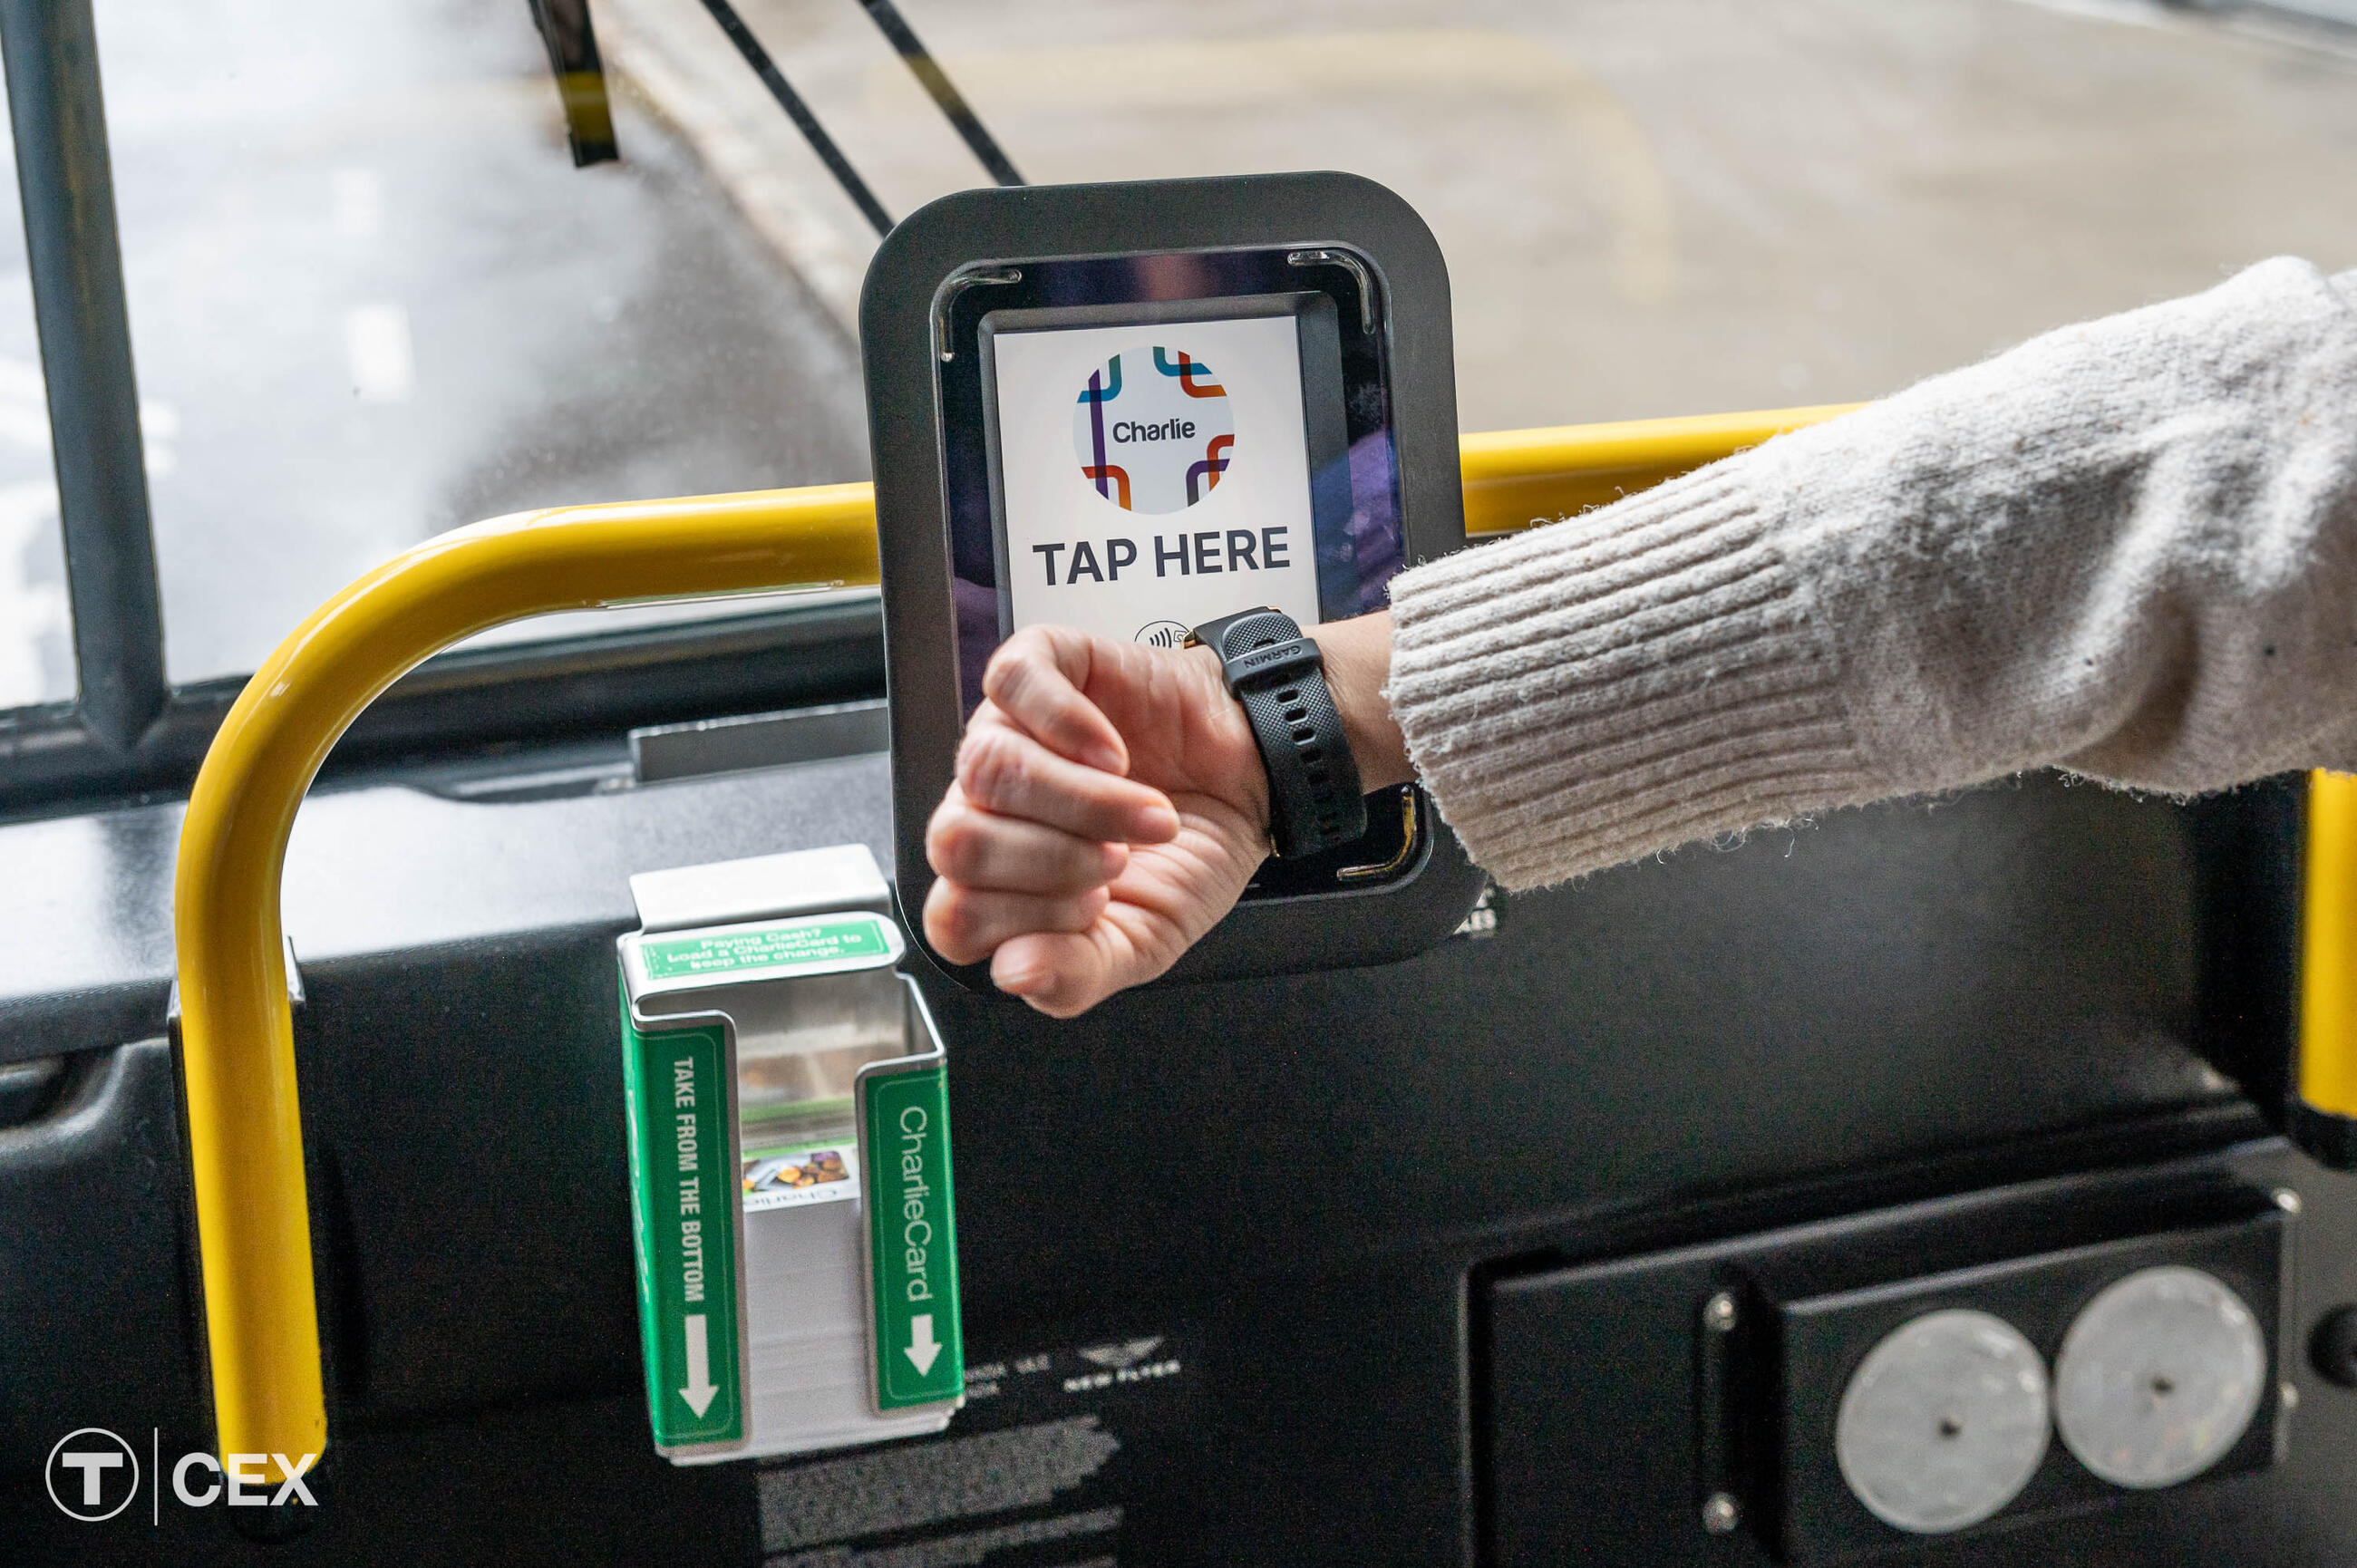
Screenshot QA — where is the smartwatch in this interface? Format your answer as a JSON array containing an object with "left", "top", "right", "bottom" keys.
[{"left": 1187, "top": 608, "right": 1368, "bottom": 858}]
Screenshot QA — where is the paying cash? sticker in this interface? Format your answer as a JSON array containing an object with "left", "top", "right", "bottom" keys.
[{"left": 640, "top": 914, "right": 897, "bottom": 982}]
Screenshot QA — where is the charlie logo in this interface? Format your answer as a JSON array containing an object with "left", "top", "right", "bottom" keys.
[
  {"left": 46, "top": 1428, "right": 138, "bottom": 1523},
  {"left": 1072, "top": 347, "right": 1235, "bottom": 513}
]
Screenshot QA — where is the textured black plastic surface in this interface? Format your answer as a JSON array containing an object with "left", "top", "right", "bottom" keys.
[
  {"left": 0, "top": 755, "right": 2348, "bottom": 1563},
  {"left": 0, "top": 1042, "right": 205, "bottom": 1478}
]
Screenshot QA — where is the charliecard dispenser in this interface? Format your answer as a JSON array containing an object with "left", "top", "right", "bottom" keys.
[{"left": 616, "top": 844, "right": 965, "bottom": 1462}]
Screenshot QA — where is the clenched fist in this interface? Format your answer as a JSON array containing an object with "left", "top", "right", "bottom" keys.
[{"left": 922, "top": 615, "right": 1404, "bottom": 1017}]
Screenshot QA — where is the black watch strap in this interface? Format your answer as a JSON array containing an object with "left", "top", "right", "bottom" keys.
[{"left": 1188, "top": 607, "right": 1369, "bottom": 858}]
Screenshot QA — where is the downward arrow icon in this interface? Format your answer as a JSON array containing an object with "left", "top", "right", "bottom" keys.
[
  {"left": 905, "top": 1313, "right": 942, "bottom": 1376},
  {"left": 680, "top": 1313, "right": 720, "bottom": 1416}
]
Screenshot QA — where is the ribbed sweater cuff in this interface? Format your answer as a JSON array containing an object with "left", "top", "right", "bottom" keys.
[{"left": 1385, "top": 463, "right": 1881, "bottom": 890}]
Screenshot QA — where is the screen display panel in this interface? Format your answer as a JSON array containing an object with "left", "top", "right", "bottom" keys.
[{"left": 979, "top": 293, "right": 1352, "bottom": 648}]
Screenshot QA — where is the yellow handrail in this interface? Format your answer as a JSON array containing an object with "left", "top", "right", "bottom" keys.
[
  {"left": 172, "top": 409, "right": 1853, "bottom": 1466},
  {"left": 2304, "top": 772, "right": 2357, "bottom": 1125},
  {"left": 1460, "top": 402, "right": 1861, "bottom": 534},
  {"left": 175, "top": 484, "right": 879, "bottom": 1466}
]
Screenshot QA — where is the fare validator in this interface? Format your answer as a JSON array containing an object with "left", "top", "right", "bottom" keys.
[{"left": 867, "top": 171, "right": 1489, "bottom": 986}]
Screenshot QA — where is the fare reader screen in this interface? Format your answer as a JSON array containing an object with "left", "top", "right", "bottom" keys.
[{"left": 980, "top": 295, "right": 1346, "bottom": 646}]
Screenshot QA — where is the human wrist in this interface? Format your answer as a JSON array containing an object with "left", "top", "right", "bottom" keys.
[{"left": 1310, "top": 611, "right": 1411, "bottom": 791}]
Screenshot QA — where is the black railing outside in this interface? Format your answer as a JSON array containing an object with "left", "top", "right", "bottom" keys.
[{"left": 0, "top": 0, "right": 163, "bottom": 758}]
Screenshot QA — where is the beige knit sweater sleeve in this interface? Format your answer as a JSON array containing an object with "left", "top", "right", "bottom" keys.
[{"left": 1384, "top": 257, "right": 2357, "bottom": 891}]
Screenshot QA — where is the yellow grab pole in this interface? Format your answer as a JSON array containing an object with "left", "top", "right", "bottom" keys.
[
  {"left": 169, "top": 409, "right": 1860, "bottom": 1472},
  {"left": 1460, "top": 402, "right": 1862, "bottom": 535},
  {"left": 174, "top": 484, "right": 879, "bottom": 1466},
  {"left": 2302, "top": 772, "right": 2357, "bottom": 1128}
]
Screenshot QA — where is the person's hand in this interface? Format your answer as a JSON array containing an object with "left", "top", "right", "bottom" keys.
[{"left": 922, "top": 625, "right": 1270, "bottom": 1016}]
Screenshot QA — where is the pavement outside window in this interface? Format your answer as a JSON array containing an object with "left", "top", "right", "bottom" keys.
[
  {"left": 3, "top": 0, "right": 2356, "bottom": 709},
  {"left": 606, "top": 0, "right": 2357, "bottom": 431},
  {"left": 0, "top": 252, "right": 63, "bottom": 710},
  {"left": 44, "top": 0, "right": 871, "bottom": 694}
]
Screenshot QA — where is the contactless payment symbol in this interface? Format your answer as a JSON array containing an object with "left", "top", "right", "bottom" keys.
[
  {"left": 1135, "top": 620, "right": 1189, "bottom": 648},
  {"left": 1072, "top": 348, "right": 1235, "bottom": 513}
]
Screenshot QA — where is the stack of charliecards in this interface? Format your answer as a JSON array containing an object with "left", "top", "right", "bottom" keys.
[
  {"left": 624, "top": 846, "right": 958, "bottom": 1465},
  {"left": 732, "top": 1161, "right": 891, "bottom": 1455},
  {"left": 691, "top": 961, "right": 939, "bottom": 1462}
]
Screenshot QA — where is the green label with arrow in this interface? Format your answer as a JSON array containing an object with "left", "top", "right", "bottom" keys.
[
  {"left": 864, "top": 1065, "right": 964, "bottom": 1408},
  {"left": 621, "top": 1002, "right": 742, "bottom": 1447}
]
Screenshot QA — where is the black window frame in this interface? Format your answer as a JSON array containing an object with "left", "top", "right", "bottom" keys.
[{"left": 0, "top": 0, "right": 886, "bottom": 820}]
